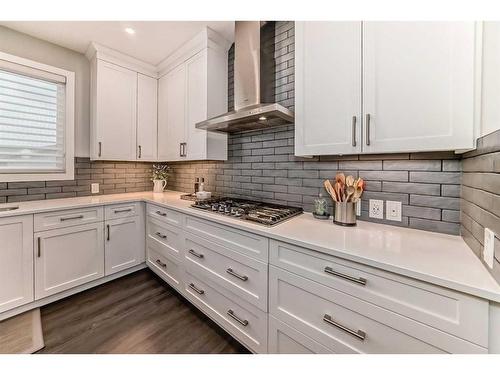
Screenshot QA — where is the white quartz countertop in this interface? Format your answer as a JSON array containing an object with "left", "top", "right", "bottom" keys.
[{"left": 2, "top": 190, "right": 500, "bottom": 302}]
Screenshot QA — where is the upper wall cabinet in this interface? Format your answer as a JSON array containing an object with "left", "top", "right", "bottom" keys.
[
  {"left": 295, "top": 21, "right": 479, "bottom": 156},
  {"left": 88, "top": 44, "right": 159, "bottom": 161},
  {"left": 157, "top": 29, "right": 229, "bottom": 162}
]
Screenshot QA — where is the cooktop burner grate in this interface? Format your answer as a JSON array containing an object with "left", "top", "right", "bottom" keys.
[{"left": 190, "top": 197, "right": 303, "bottom": 226}]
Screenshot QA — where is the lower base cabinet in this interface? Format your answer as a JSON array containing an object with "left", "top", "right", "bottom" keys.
[
  {"left": 183, "top": 269, "right": 268, "bottom": 353},
  {"left": 0, "top": 215, "right": 34, "bottom": 314},
  {"left": 147, "top": 246, "right": 182, "bottom": 291},
  {"left": 35, "top": 223, "right": 105, "bottom": 299},
  {"left": 105, "top": 216, "right": 145, "bottom": 276}
]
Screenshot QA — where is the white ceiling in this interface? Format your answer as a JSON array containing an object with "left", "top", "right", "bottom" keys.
[{"left": 0, "top": 21, "right": 235, "bottom": 65}]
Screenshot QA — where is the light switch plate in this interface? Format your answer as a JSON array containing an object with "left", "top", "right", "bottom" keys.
[
  {"left": 484, "top": 228, "right": 495, "bottom": 269},
  {"left": 386, "top": 201, "right": 402, "bottom": 222},
  {"left": 369, "top": 199, "right": 384, "bottom": 219},
  {"left": 356, "top": 200, "right": 361, "bottom": 216},
  {"left": 91, "top": 183, "right": 99, "bottom": 194}
]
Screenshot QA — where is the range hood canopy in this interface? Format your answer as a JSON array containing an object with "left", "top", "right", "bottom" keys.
[{"left": 196, "top": 21, "right": 294, "bottom": 133}]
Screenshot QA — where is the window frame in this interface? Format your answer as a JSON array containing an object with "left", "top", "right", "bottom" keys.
[{"left": 0, "top": 51, "right": 75, "bottom": 182}]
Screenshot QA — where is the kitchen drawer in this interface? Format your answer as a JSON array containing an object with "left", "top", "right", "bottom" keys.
[
  {"left": 146, "top": 216, "right": 183, "bottom": 262},
  {"left": 34, "top": 206, "right": 104, "bottom": 232},
  {"left": 268, "top": 316, "right": 333, "bottom": 354},
  {"left": 269, "top": 266, "right": 486, "bottom": 354},
  {"left": 105, "top": 202, "right": 141, "bottom": 220},
  {"left": 184, "top": 232, "right": 268, "bottom": 311},
  {"left": 270, "top": 240, "right": 489, "bottom": 348},
  {"left": 146, "top": 203, "right": 183, "bottom": 227},
  {"left": 183, "top": 269, "right": 267, "bottom": 353},
  {"left": 184, "top": 215, "right": 268, "bottom": 262},
  {"left": 147, "top": 246, "right": 182, "bottom": 291}
]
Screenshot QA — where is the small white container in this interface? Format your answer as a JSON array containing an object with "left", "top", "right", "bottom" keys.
[{"left": 195, "top": 191, "right": 212, "bottom": 200}]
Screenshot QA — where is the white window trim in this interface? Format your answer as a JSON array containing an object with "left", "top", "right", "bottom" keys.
[{"left": 0, "top": 51, "right": 75, "bottom": 182}]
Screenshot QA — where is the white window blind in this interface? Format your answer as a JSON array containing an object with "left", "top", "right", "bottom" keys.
[{"left": 0, "top": 67, "right": 66, "bottom": 173}]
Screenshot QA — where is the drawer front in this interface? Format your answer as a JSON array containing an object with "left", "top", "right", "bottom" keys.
[
  {"left": 184, "top": 215, "right": 268, "bottom": 262},
  {"left": 268, "top": 316, "right": 333, "bottom": 354},
  {"left": 147, "top": 216, "right": 182, "bottom": 261},
  {"left": 270, "top": 266, "right": 486, "bottom": 354},
  {"left": 147, "top": 246, "right": 182, "bottom": 291},
  {"left": 183, "top": 269, "right": 267, "bottom": 353},
  {"left": 184, "top": 233, "right": 268, "bottom": 311},
  {"left": 146, "top": 204, "right": 183, "bottom": 227},
  {"left": 34, "top": 206, "right": 104, "bottom": 232},
  {"left": 105, "top": 202, "right": 141, "bottom": 220},
  {"left": 270, "top": 240, "right": 489, "bottom": 347}
]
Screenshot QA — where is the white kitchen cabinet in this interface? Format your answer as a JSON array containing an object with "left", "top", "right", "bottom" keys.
[
  {"left": 295, "top": 21, "right": 478, "bottom": 156},
  {"left": 157, "top": 30, "right": 229, "bottom": 162},
  {"left": 105, "top": 215, "right": 145, "bottom": 276},
  {"left": 91, "top": 59, "right": 138, "bottom": 160},
  {"left": 295, "top": 22, "right": 362, "bottom": 155},
  {"left": 0, "top": 215, "right": 34, "bottom": 314},
  {"left": 137, "top": 73, "right": 158, "bottom": 161},
  {"left": 158, "top": 64, "right": 186, "bottom": 161},
  {"left": 34, "top": 223, "right": 104, "bottom": 299},
  {"left": 362, "top": 22, "right": 476, "bottom": 153}
]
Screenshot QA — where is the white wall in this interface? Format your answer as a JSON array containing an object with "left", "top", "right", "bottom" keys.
[
  {"left": 0, "top": 26, "right": 90, "bottom": 157},
  {"left": 481, "top": 22, "right": 500, "bottom": 137}
]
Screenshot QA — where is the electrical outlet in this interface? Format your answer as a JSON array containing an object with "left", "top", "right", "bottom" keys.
[
  {"left": 386, "top": 200, "right": 402, "bottom": 222},
  {"left": 91, "top": 183, "right": 99, "bottom": 194},
  {"left": 369, "top": 199, "right": 384, "bottom": 219},
  {"left": 484, "top": 228, "right": 495, "bottom": 269},
  {"left": 356, "top": 200, "right": 361, "bottom": 216}
]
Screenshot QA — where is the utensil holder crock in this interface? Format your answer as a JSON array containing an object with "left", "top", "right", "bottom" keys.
[{"left": 333, "top": 202, "right": 357, "bottom": 226}]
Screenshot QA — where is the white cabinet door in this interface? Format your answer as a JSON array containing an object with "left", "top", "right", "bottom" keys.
[
  {"left": 105, "top": 216, "right": 145, "bottom": 276},
  {"left": 35, "top": 223, "right": 104, "bottom": 299},
  {"left": 137, "top": 73, "right": 158, "bottom": 161},
  {"left": 363, "top": 22, "right": 476, "bottom": 153},
  {"left": 158, "top": 64, "right": 186, "bottom": 161},
  {"left": 95, "top": 60, "right": 137, "bottom": 160},
  {"left": 0, "top": 215, "right": 33, "bottom": 314},
  {"left": 295, "top": 21, "right": 362, "bottom": 156},
  {"left": 185, "top": 51, "right": 208, "bottom": 161}
]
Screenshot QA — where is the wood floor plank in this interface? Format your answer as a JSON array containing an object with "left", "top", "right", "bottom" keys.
[{"left": 36, "top": 269, "right": 249, "bottom": 354}]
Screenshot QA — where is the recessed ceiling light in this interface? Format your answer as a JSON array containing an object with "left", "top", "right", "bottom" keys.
[
  {"left": 124, "top": 27, "right": 136, "bottom": 35},
  {"left": 258, "top": 116, "right": 267, "bottom": 121}
]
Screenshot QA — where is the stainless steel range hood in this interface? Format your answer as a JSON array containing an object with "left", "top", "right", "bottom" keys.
[{"left": 196, "top": 21, "right": 294, "bottom": 133}]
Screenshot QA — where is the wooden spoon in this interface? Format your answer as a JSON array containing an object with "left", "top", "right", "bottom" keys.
[
  {"left": 323, "top": 180, "right": 337, "bottom": 202},
  {"left": 346, "top": 175, "right": 355, "bottom": 187},
  {"left": 335, "top": 173, "right": 346, "bottom": 186}
]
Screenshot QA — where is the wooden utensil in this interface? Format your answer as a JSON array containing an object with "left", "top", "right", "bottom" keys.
[
  {"left": 346, "top": 175, "right": 355, "bottom": 187},
  {"left": 346, "top": 185, "right": 355, "bottom": 202},
  {"left": 334, "top": 181, "right": 344, "bottom": 202},
  {"left": 335, "top": 173, "right": 346, "bottom": 186},
  {"left": 323, "top": 180, "right": 337, "bottom": 202}
]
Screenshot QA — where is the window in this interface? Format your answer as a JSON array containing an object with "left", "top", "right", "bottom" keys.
[{"left": 0, "top": 52, "right": 74, "bottom": 182}]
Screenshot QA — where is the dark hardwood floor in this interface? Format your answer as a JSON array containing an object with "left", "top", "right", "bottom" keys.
[{"left": 36, "top": 269, "right": 249, "bottom": 354}]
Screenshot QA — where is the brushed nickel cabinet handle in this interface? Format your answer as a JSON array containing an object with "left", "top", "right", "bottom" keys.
[
  {"left": 37, "top": 237, "right": 41, "bottom": 258},
  {"left": 98, "top": 142, "right": 102, "bottom": 157},
  {"left": 155, "top": 210, "right": 166, "bottom": 217},
  {"left": 323, "top": 314, "right": 366, "bottom": 341},
  {"left": 114, "top": 208, "right": 132, "bottom": 214},
  {"left": 226, "top": 268, "right": 248, "bottom": 281},
  {"left": 365, "top": 113, "right": 371, "bottom": 146},
  {"left": 324, "top": 266, "right": 367, "bottom": 286},
  {"left": 189, "top": 249, "right": 204, "bottom": 259},
  {"left": 189, "top": 283, "right": 204, "bottom": 295},
  {"left": 106, "top": 224, "right": 110, "bottom": 241},
  {"left": 138, "top": 145, "right": 142, "bottom": 159},
  {"left": 60, "top": 215, "right": 84, "bottom": 222},
  {"left": 155, "top": 232, "right": 167, "bottom": 239},
  {"left": 179, "top": 143, "right": 183, "bottom": 157},
  {"left": 352, "top": 116, "right": 357, "bottom": 147},
  {"left": 155, "top": 259, "right": 167, "bottom": 268},
  {"left": 227, "top": 309, "right": 249, "bottom": 327},
  {"left": 183, "top": 143, "right": 187, "bottom": 157}
]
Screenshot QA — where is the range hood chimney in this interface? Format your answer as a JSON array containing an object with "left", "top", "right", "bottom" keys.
[{"left": 196, "top": 21, "right": 294, "bottom": 133}]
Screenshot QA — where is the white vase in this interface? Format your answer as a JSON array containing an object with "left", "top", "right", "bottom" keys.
[{"left": 153, "top": 179, "right": 167, "bottom": 193}]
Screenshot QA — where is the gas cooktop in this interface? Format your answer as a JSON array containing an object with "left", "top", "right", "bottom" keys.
[{"left": 190, "top": 197, "right": 303, "bottom": 226}]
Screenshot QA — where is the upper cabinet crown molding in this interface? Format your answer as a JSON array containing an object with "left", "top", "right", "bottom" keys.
[
  {"left": 85, "top": 42, "right": 158, "bottom": 78},
  {"left": 157, "top": 27, "right": 232, "bottom": 77}
]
